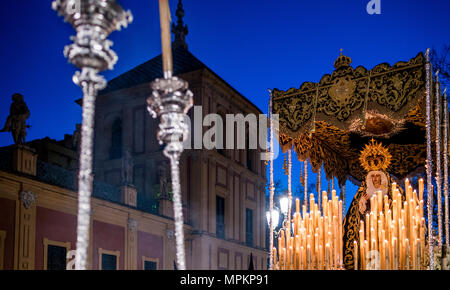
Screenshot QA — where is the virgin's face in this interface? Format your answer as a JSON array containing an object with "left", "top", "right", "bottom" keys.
[{"left": 371, "top": 174, "right": 382, "bottom": 188}]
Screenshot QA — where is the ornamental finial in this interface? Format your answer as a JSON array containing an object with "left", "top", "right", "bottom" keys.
[
  {"left": 172, "top": 0, "right": 188, "bottom": 50},
  {"left": 334, "top": 48, "right": 352, "bottom": 69}
]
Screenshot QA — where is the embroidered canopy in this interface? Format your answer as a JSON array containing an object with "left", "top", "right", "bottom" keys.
[{"left": 272, "top": 52, "right": 430, "bottom": 186}]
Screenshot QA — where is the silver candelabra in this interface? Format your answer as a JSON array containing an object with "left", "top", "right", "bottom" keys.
[
  {"left": 53, "top": 0, "right": 132, "bottom": 270},
  {"left": 147, "top": 76, "right": 193, "bottom": 270}
]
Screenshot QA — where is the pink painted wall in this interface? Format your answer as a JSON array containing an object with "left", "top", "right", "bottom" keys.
[
  {"left": 92, "top": 220, "right": 125, "bottom": 270},
  {"left": 137, "top": 231, "right": 163, "bottom": 270},
  {"left": 0, "top": 198, "right": 15, "bottom": 269},
  {"left": 35, "top": 206, "right": 77, "bottom": 270}
]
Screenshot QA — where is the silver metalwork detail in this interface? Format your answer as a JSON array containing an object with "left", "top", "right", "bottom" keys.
[
  {"left": 268, "top": 89, "right": 275, "bottom": 270},
  {"left": 435, "top": 72, "right": 443, "bottom": 248},
  {"left": 53, "top": 0, "right": 132, "bottom": 270},
  {"left": 287, "top": 149, "right": 292, "bottom": 223},
  {"left": 443, "top": 88, "right": 449, "bottom": 250},
  {"left": 147, "top": 76, "right": 193, "bottom": 270},
  {"left": 425, "top": 48, "right": 434, "bottom": 269}
]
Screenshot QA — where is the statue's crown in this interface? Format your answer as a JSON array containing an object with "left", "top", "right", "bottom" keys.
[
  {"left": 359, "top": 139, "right": 392, "bottom": 172},
  {"left": 334, "top": 49, "right": 352, "bottom": 69}
]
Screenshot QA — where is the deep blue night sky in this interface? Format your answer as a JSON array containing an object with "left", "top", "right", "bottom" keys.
[{"left": 1, "top": 0, "right": 449, "bottom": 214}]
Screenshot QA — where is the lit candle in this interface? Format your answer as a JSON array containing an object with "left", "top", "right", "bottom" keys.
[
  {"left": 354, "top": 241, "right": 358, "bottom": 270},
  {"left": 301, "top": 245, "right": 306, "bottom": 269},
  {"left": 393, "top": 237, "right": 398, "bottom": 270},
  {"left": 380, "top": 228, "right": 385, "bottom": 269},
  {"left": 364, "top": 240, "right": 368, "bottom": 270},
  {"left": 158, "top": 0, "right": 173, "bottom": 77},
  {"left": 418, "top": 179, "right": 424, "bottom": 202},
  {"left": 325, "top": 243, "right": 330, "bottom": 270},
  {"left": 393, "top": 200, "right": 398, "bottom": 224},
  {"left": 384, "top": 239, "right": 390, "bottom": 270},
  {"left": 359, "top": 228, "right": 364, "bottom": 268},
  {"left": 386, "top": 210, "right": 392, "bottom": 243},
  {"left": 306, "top": 245, "right": 311, "bottom": 270},
  {"left": 314, "top": 233, "right": 319, "bottom": 266},
  {"left": 319, "top": 244, "right": 323, "bottom": 270},
  {"left": 392, "top": 182, "right": 397, "bottom": 196},
  {"left": 416, "top": 238, "right": 421, "bottom": 270},
  {"left": 405, "top": 238, "right": 410, "bottom": 270},
  {"left": 365, "top": 214, "right": 370, "bottom": 246},
  {"left": 384, "top": 195, "right": 389, "bottom": 213}
]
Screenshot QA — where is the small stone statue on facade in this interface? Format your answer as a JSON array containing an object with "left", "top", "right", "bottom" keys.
[
  {"left": 121, "top": 148, "right": 134, "bottom": 186},
  {"left": 0, "top": 93, "right": 30, "bottom": 144}
]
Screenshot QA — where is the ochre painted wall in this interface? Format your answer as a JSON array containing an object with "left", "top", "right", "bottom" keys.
[
  {"left": 137, "top": 231, "right": 163, "bottom": 270},
  {"left": 34, "top": 206, "right": 77, "bottom": 270},
  {"left": 0, "top": 197, "right": 15, "bottom": 269},
  {"left": 92, "top": 220, "right": 125, "bottom": 270}
]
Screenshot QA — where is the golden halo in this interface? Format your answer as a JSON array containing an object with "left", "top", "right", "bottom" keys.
[{"left": 359, "top": 139, "right": 392, "bottom": 172}]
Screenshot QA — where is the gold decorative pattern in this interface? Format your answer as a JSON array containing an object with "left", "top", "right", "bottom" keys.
[
  {"left": 329, "top": 76, "right": 356, "bottom": 107},
  {"left": 359, "top": 139, "right": 392, "bottom": 172},
  {"left": 273, "top": 52, "right": 425, "bottom": 138},
  {"left": 272, "top": 52, "right": 429, "bottom": 183}
]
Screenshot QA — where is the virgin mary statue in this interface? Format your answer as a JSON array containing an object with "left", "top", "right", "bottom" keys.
[{"left": 342, "top": 139, "right": 404, "bottom": 270}]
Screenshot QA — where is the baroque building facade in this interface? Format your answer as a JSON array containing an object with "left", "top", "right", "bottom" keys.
[
  {"left": 0, "top": 2, "right": 267, "bottom": 270},
  {"left": 92, "top": 4, "right": 267, "bottom": 269}
]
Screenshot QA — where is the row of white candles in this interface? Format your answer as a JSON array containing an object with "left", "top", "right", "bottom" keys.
[
  {"left": 272, "top": 190, "right": 343, "bottom": 270},
  {"left": 355, "top": 179, "right": 426, "bottom": 270}
]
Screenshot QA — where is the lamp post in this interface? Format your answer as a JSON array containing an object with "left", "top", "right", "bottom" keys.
[
  {"left": 266, "top": 208, "right": 280, "bottom": 231},
  {"left": 52, "top": 0, "right": 132, "bottom": 270},
  {"left": 266, "top": 196, "right": 291, "bottom": 256},
  {"left": 279, "top": 195, "right": 291, "bottom": 226},
  {"left": 279, "top": 196, "right": 289, "bottom": 216}
]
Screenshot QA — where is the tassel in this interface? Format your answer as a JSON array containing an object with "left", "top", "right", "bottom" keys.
[
  {"left": 300, "top": 162, "right": 304, "bottom": 186},
  {"left": 283, "top": 154, "right": 288, "bottom": 175}
]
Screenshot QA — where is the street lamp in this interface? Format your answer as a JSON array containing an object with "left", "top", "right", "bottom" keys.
[
  {"left": 266, "top": 208, "right": 280, "bottom": 229},
  {"left": 279, "top": 195, "right": 289, "bottom": 217}
]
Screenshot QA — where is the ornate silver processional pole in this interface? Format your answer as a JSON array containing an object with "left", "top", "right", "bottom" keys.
[
  {"left": 287, "top": 149, "right": 292, "bottom": 223},
  {"left": 435, "top": 72, "right": 443, "bottom": 249},
  {"left": 443, "top": 88, "right": 449, "bottom": 250},
  {"left": 147, "top": 0, "right": 193, "bottom": 270},
  {"left": 425, "top": 49, "right": 434, "bottom": 269},
  {"left": 53, "top": 0, "right": 132, "bottom": 270},
  {"left": 268, "top": 89, "right": 275, "bottom": 269}
]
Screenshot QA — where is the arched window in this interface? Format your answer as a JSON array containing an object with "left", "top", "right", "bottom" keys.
[{"left": 109, "top": 118, "right": 122, "bottom": 159}]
